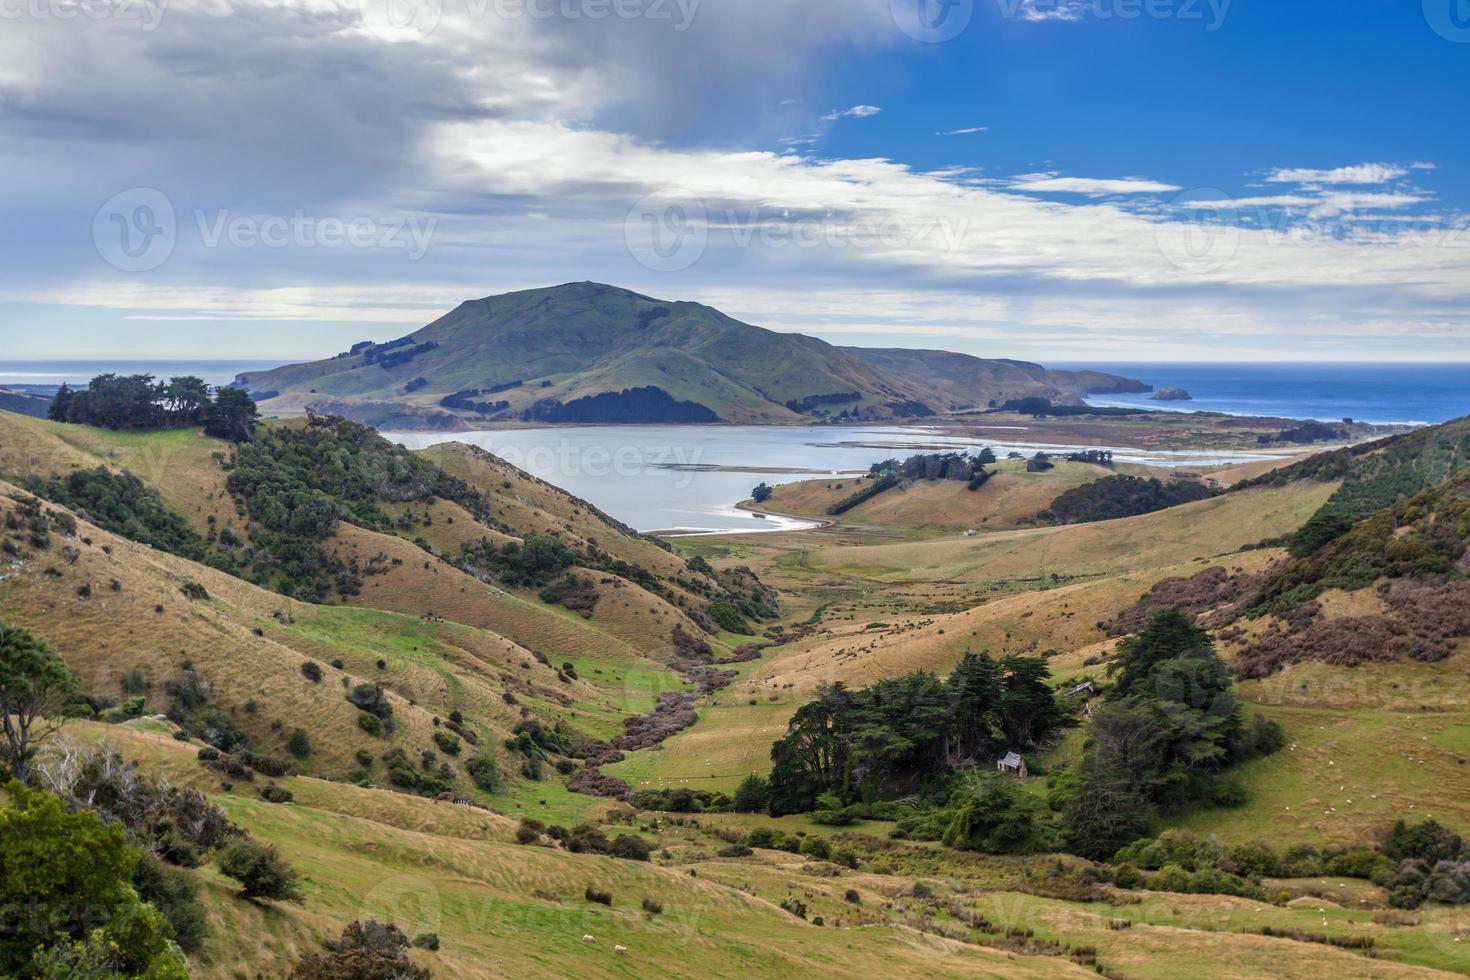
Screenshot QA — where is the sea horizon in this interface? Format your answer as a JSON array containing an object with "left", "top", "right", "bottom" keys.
[{"left": 4, "top": 358, "right": 1465, "bottom": 427}]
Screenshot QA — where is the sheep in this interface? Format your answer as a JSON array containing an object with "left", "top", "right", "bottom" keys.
[
  {"left": 614, "top": 945, "right": 627, "bottom": 955},
  {"left": 582, "top": 935, "right": 595, "bottom": 944}
]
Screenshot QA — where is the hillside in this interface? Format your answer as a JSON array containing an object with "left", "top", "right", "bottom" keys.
[
  {"left": 0, "top": 409, "right": 779, "bottom": 809},
  {"left": 0, "top": 385, "right": 51, "bottom": 418},
  {"left": 7, "top": 406, "right": 1470, "bottom": 978},
  {"left": 235, "top": 282, "right": 1146, "bottom": 426}
]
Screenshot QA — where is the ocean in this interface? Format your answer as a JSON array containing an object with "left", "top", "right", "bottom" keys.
[
  {"left": 0, "top": 360, "right": 280, "bottom": 390},
  {"left": 1062, "top": 362, "right": 1468, "bottom": 426}
]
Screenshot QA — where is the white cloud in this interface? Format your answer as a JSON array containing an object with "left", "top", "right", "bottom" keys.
[
  {"left": 0, "top": 0, "right": 1466, "bottom": 362},
  {"left": 1010, "top": 175, "right": 1183, "bottom": 195},
  {"left": 822, "top": 104, "right": 883, "bottom": 121},
  {"left": 938, "top": 127, "right": 988, "bottom": 136},
  {"left": 1267, "top": 163, "right": 1409, "bottom": 184}
]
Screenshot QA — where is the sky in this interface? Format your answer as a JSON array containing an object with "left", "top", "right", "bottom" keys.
[{"left": 1, "top": 0, "right": 1468, "bottom": 364}]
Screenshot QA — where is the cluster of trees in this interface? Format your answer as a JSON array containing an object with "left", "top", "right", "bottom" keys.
[
  {"left": 49, "top": 374, "right": 258, "bottom": 440},
  {"left": 1057, "top": 610, "right": 1284, "bottom": 858},
  {"left": 439, "top": 390, "right": 511, "bottom": 414},
  {"left": 1041, "top": 475, "right": 1220, "bottom": 525},
  {"left": 523, "top": 386, "right": 719, "bottom": 424},
  {"left": 21, "top": 467, "right": 211, "bottom": 562},
  {"left": 784, "top": 391, "right": 861, "bottom": 414},
  {"left": 867, "top": 449, "right": 996, "bottom": 482},
  {"left": 765, "top": 654, "right": 1070, "bottom": 815},
  {"left": 225, "top": 414, "right": 499, "bottom": 600},
  {"left": 1257, "top": 420, "right": 1348, "bottom": 445},
  {"left": 1065, "top": 449, "right": 1114, "bottom": 465},
  {"left": 827, "top": 450, "right": 1001, "bottom": 514}
]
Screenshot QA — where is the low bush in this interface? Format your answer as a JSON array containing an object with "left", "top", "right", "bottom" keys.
[
  {"left": 585, "top": 886, "right": 613, "bottom": 906},
  {"left": 217, "top": 840, "right": 302, "bottom": 902},
  {"left": 258, "top": 783, "right": 294, "bottom": 804},
  {"left": 432, "top": 730, "right": 461, "bottom": 755},
  {"left": 465, "top": 755, "right": 499, "bottom": 792}
]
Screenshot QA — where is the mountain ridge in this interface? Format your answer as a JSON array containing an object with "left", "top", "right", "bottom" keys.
[{"left": 236, "top": 282, "right": 1149, "bottom": 427}]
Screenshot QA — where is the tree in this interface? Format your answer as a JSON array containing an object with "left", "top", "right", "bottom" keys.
[
  {"left": 751, "top": 482, "right": 774, "bottom": 504},
  {"left": 0, "top": 782, "right": 188, "bottom": 977},
  {"left": 291, "top": 920, "right": 429, "bottom": 980},
  {"left": 160, "top": 376, "right": 211, "bottom": 426},
  {"left": 47, "top": 383, "right": 74, "bottom": 422},
  {"left": 203, "top": 387, "right": 259, "bottom": 442},
  {"left": 1107, "top": 609, "right": 1213, "bottom": 701},
  {"left": 0, "top": 622, "right": 80, "bottom": 784},
  {"left": 731, "top": 772, "right": 771, "bottom": 812},
  {"left": 216, "top": 840, "right": 302, "bottom": 902}
]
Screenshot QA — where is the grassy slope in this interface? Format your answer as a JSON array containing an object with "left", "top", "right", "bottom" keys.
[
  {"left": 60, "top": 723, "right": 1470, "bottom": 979},
  {"left": 754, "top": 459, "right": 1112, "bottom": 532}
]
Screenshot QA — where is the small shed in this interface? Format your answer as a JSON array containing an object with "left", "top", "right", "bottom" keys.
[
  {"left": 1064, "top": 680, "right": 1096, "bottom": 700},
  {"left": 996, "top": 751, "right": 1028, "bottom": 777}
]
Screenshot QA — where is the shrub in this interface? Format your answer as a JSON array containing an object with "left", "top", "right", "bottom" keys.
[
  {"left": 357, "top": 712, "right": 383, "bottom": 736},
  {"left": 779, "top": 898, "right": 807, "bottom": 919},
  {"left": 432, "top": 730, "right": 461, "bottom": 755},
  {"left": 1385, "top": 819, "right": 1463, "bottom": 864},
  {"left": 242, "top": 751, "right": 292, "bottom": 777},
  {"left": 1112, "top": 864, "right": 1143, "bottom": 889},
  {"left": 347, "top": 683, "right": 393, "bottom": 719},
  {"left": 291, "top": 920, "right": 429, "bottom": 980},
  {"left": 515, "top": 822, "right": 541, "bottom": 845},
  {"left": 609, "top": 834, "right": 654, "bottom": 862},
  {"left": 412, "top": 932, "right": 440, "bottom": 951},
  {"left": 585, "top": 886, "right": 613, "bottom": 906},
  {"left": 465, "top": 755, "right": 499, "bottom": 792},
  {"left": 746, "top": 827, "right": 778, "bottom": 849},
  {"left": 642, "top": 897, "right": 663, "bottom": 916},
  {"left": 258, "top": 783, "right": 294, "bottom": 804},
  {"left": 300, "top": 661, "right": 323, "bottom": 683},
  {"left": 844, "top": 888, "right": 861, "bottom": 904},
  {"left": 133, "top": 853, "right": 208, "bottom": 953},
  {"left": 910, "top": 882, "right": 933, "bottom": 899},
  {"left": 287, "top": 728, "right": 311, "bottom": 758},
  {"left": 217, "top": 840, "right": 302, "bottom": 902},
  {"left": 718, "top": 843, "right": 753, "bottom": 858},
  {"left": 798, "top": 835, "right": 832, "bottom": 861}
]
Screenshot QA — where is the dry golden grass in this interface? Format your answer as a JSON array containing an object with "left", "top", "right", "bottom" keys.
[
  {"left": 0, "top": 481, "right": 583, "bottom": 783},
  {"left": 0, "top": 412, "right": 240, "bottom": 535},
  {"left": 756, "top": 460, "right": 1112, "bottom": 532}
]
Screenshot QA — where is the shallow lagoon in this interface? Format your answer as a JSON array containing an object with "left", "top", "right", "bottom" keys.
[{"left": 385, "top": 425, "right": 1276, "bottom": 534}]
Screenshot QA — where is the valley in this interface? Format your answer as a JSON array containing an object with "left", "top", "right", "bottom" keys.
[{"left": 2, "top": 403, "right": 1469, "bottom": 978}]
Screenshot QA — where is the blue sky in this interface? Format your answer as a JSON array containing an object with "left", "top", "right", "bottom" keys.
[{"left": 1, "top": 0, "right": 1467, "bottom": 363}]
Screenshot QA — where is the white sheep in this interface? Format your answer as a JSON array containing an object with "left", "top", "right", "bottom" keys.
[
  {"left": 614, "top": 945, "right": 627, "bottom": 955},
  {"left": 582, "top": 935, "right": 595, "bottom": 944}
]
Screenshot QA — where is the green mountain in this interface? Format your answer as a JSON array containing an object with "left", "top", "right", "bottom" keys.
[{"left": 236, "top": 282, "right": 1147, "bottom": 426}]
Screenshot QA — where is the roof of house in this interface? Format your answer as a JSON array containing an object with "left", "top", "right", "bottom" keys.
[{"left": 1000, "top": 752, "right": 1024, "bottom": 767}]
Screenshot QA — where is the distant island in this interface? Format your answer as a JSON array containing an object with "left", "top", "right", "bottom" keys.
[
  {"left": 234, "top": 282, "right": 1150, "bottom": 428},
  {"left": 1152, "top": 387, "right": 1193, "bottom": 401}
]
